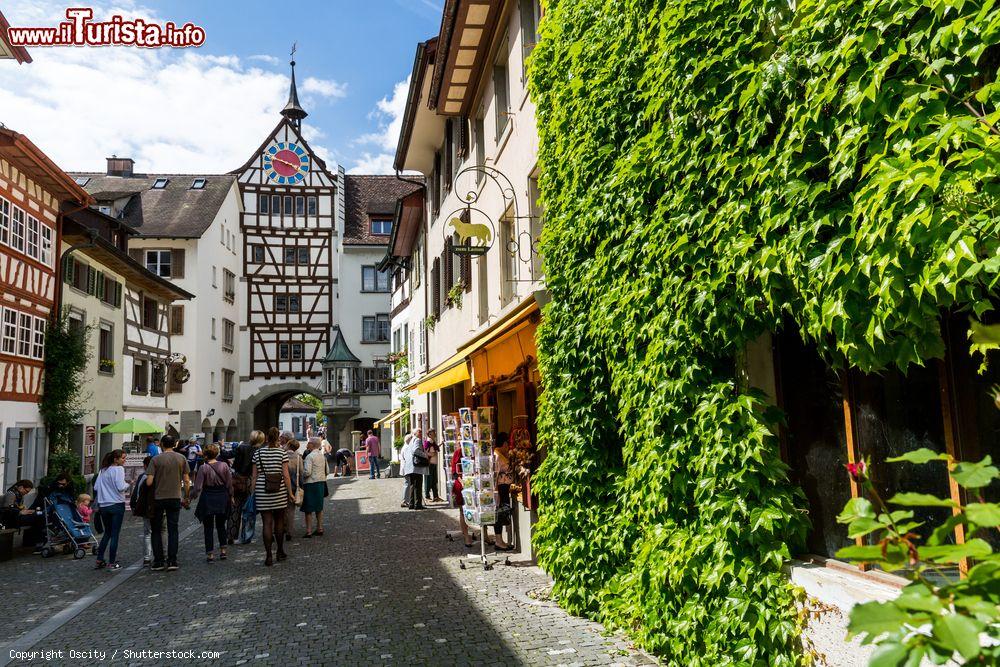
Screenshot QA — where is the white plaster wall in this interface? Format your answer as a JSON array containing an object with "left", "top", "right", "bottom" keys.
[{"left": 128, "top": 182, "right": 243, "bottom": 435}]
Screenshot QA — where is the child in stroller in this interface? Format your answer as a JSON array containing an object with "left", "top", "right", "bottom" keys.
[{"left": 39, "top": 489, "right": 98, "bottom": 559}]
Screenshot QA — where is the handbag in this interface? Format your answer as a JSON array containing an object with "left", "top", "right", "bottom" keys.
[
  {"left": 294, "top": 487, "right": 304, "bottom": 506},
  {"left": 256, "top": 450, "right": 283, "bottom": 493},
  {"left": 239, "top": 494, "right": 256, "bottom": 544},
  {"left": 413, "top": 447, "right": 430, "bottom": 467}
]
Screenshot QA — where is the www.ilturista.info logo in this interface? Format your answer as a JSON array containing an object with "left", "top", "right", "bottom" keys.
[{"left": 6, "top": 8, "right": 206, "bottom": 49}]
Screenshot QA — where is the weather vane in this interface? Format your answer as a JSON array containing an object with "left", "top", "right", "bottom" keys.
[{"left": 290, "top": 42, "right": 297, "bottom": 59}]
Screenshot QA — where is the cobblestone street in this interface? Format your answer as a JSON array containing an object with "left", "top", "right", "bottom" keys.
[{"left": 1, "top": 476, "right": 652, "bottom": 666}]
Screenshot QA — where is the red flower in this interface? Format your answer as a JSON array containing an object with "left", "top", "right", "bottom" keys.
[{"left": 845, "top": 460, "right": 867, "bottom": 481}]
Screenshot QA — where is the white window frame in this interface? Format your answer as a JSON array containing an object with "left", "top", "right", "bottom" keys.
[
  {"left": 0, "top": 197, "right": 9, "bottom": 246},
  {"left": 17, "top": 312, "right": 32, "bottom": 357},
  {"left": 146, "top": 250, "right": 172, "bottom": 278},
  {"left": 10, "top": 206, "right": 25, "bottom": 253},
  {"left": 25, "top": 215, "right": 40, "bottom": 260},
  {"left": 40, "top": 224, "right": 53, "bottom": 266},
  {"left": 32, "top": 317, "right": 45, "bottom": 360},
  {"left": 1, "top": 308, "right": 17, "bottom": 354},
  {"left": 370, "top": 218, "right": 392, "bottom": 236}
]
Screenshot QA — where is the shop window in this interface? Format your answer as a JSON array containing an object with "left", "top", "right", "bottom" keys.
[{"left": 777, "top": 328, "right": 852, "bottom": 558}]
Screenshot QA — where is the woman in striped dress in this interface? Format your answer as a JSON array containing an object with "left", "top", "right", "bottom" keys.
[{"left": 251, "top": 427, "right": 294, "bottom": 566}]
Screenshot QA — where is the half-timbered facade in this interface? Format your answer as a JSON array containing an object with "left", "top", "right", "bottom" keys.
[
  {"left": 0, "top": 128, "right": 91, "bottom": 487},
  {"left": 234, "top": 62, "right": 345, "bottom": 435}
]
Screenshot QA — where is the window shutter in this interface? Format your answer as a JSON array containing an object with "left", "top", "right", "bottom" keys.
[
  {"left": 171, "top": 249, "right": 185, "bottom": 278},
  {"left": 114, "top": 281, "right": 122, "bottom": 308},
  {"left": 86, "top": 265, "right": 96, "bottom": 295},
  {"left": 431, "top": 258, "right": 441, "bottom": 317},
  {"left": 462, "top": 253, "right": 471, "bottom": 292},
  {"left": 444, "top": 240, "right": 454, "bottom": 296},
  {"left": 459, "top": 116, "right": 470, "bottom": 159},
  {"left": 62, "top": 256, "right": 74, "bottom": 285},
  {"left": 128, "top": 248, "right": 142, "bottom": 264},
  {"left": 170, "top": 305, "right": 184, "bottom": 335},
  {"left": 95, "top": 271, "right": 105, "bottom": 300},
  {"left": 444, "top": 119, "right": 453, "bottom": 188},
  {"left": 520, "top": 0, "right": 538, "bottom": 69}
]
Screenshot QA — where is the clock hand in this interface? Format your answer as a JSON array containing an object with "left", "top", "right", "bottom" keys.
[{"left": 273, "top": 157, "right": 299, "bottom": 168}]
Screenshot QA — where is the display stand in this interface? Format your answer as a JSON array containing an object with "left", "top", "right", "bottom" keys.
[{"left": 454, "top": 406, "right": 506, "bottom": 570}]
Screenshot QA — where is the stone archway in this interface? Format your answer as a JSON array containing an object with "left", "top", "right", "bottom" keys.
[
  {"left": 238, "top": 380, "right": 324, "bottom": 441},
  {"left": 225, "top": 419, "right": 238, "bottom": 441}
]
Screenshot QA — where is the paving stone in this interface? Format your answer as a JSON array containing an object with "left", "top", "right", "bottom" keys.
[{"left": 4, "top": 477, "right": 650, "bottom": 666}]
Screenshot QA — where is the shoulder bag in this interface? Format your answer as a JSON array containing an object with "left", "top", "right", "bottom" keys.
[{"left": 256, "top": 450, "right": 283, "bottom": 493}]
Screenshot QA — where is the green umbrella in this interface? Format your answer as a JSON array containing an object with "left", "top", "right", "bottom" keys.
[{"left": 99, "top": 418, "right": 162, "bottom": 435}]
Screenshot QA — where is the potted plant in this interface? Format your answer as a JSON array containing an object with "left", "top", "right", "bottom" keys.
[{"left": 389, "top": 435, "right": 405, "bottom": 478}]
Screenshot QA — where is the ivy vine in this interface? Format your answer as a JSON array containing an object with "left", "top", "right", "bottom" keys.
[
  {"left": 528, "top": 0, "right": 1000, "bottom": 663},
  {"left": 40, "top": 312, "right": 91, "bottom": 452}
]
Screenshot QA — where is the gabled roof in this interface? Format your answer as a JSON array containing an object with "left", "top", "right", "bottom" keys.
[
  {"left": 344, "top": 175, "right": 424, "bottom": 246},
  {"left": 231, "top": 116, "right": 334, "bottom": 180},
  {"left": 0, "top": 10, "right": 31, "bottom": 64},
  {"left": 0, "top": 129, "right": 92, "bottom": 205},
  {"left": 280, "top": 397, "right": 316, "bottom": 413},
  {"left": 72, "top": 172, "right": 236, "bottom": 238},
  {"left": 323, "top": 326, "right": 361, "bottom": 364}
]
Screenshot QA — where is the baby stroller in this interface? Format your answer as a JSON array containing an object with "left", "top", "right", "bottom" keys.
[{"left": 39, "top": 491, "right": 97, "bottom": 559}]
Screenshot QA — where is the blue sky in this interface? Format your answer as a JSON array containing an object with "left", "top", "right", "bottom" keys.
[{"left": 0, "top": 0, "right": 443, "bottom": 173}]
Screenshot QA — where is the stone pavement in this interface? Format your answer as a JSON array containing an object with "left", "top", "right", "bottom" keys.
[{"left": 1, "top": 476, "right": 654, "bottom": 666}]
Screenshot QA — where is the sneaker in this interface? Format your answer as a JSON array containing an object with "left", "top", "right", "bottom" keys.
[
  {"left": 166, "top": 562, "right": 179, "bottom": 571},
  {"left": 106, "top": 562, "right": 122, "bottom": 570},
  {"left": 142, "top": 559, "right": 151, "bottom": 566},
  {"left": 150, "top": 562, "right": 166, "bottom": 571},
  {"left": 94, "top": 560, "right": 106, "bottom": 570}
]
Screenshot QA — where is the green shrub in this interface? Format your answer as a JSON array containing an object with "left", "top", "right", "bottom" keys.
[{"left": 528, "top": 0, "right": 1000, "bottom": 663}]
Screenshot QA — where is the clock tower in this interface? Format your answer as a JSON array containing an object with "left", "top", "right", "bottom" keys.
[{"left": 234, "top": 59, "right": 347, "bottom": 435}]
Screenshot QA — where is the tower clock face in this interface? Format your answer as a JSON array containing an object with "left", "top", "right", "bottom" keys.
[{"left": 263, "top": 142, "right": 309, "bottom": 184}]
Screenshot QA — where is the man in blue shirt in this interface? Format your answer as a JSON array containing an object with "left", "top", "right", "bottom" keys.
[{"left": 146, "top": 437, "right": 162, "bottom": 457}]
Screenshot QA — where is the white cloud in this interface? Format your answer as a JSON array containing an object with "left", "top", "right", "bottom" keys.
[
  {"left": 248, "top": 54, "right": 280, "bottom": 65},
  {"left": 0, "top": 1, "right": 344, "bottom": 174},
  {"left": 348, "top": 75, "right": 410, "bottom": 174},
  {"left": 301, "top": 77, "right": 347, "bottom": 99}
]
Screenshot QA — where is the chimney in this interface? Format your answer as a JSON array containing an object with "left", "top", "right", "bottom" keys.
[{"left": 106, "top": 156, "right": 134, "bottom": 177}]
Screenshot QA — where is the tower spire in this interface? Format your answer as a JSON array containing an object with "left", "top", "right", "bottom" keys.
[{"left": 281, "top": 44, "right": 307, "bottom": 129}]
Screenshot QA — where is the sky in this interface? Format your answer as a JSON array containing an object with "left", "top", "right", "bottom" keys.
[{"left": 0, "top": 0, "right": 443, "bottom": 174}]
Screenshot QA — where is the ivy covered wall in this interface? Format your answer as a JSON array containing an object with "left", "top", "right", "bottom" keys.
[{"left": 528, "top": 0, "right": 999, "bottom": 663}]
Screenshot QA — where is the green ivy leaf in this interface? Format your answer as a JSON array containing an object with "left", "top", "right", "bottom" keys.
[
  {"left": 887, "top": 492, "right": 958, "bottom": 508},
  {"left": 932, "top": 614, "right": 984, "bottom": 660},
  {"left": 951, "top": 457, "right": 999, "bottom": 489},
  {"left": 886, "top": 448, "right": 950, "bottom": 465},
  {"left": 869, "top": 642, "right": 908, "bottom": 667},
  {"left": 918, "top": 539, "right": 993, "bottom": 563},
  {"left": 847, "top": 600, "right": 909, "bottom": 638},
  {"left": 964, "top": 503, "right": 1000, "bottom": 528}
]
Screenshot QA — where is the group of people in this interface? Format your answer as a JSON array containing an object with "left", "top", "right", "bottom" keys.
[{"left": 78, "top": 428, "right": 334, "bottom": 571}]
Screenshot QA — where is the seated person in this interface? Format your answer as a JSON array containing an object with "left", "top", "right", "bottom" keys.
[{"left": 2, "top": 478, "right": 48, "bottom": 550}]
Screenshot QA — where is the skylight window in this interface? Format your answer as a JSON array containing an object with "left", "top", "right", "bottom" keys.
[
  {"left": 152, "top": 178, "right": 169, "bottom": 189},
  {"left": 191, "top": 178, "right": 206, "bottom": 190},
  {"left": 74, "top": 176, "right": 90, "bottom": 186}
]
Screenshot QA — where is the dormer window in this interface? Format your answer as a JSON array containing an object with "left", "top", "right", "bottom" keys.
[
  {"left": 152, "top": 178, "right": 169, "bottom": 189},
  {"left": 371, "top": 218, "right": 392, "bottom": 236},
  {"left": 190, "top": 178, "right": 206, "bottom": 189},
  {"left": 74, "top": 176, "right": 90, "bottom": 186}
]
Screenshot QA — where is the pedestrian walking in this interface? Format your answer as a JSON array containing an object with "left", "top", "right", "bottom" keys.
[
  {"left": 229, "top": 433, "right": 262, "bottom": 544},
  {"left": 283, "top": 432, "right": 304, "bottom": 541},
  {"left": 251, "top": 427, "right": 294, "bottom": 566},
  {"left": 424, "top": 429, "right": 442, "bottom": 502},
  {"left": 300, "top": 437, "right": 328, "bottom": 537},
  {"left": 145, "top": 434, "right": 191, "bottom": 571},
  {"left": 365, "top": 430, "right": 381, "bottom": 479},
  {"left": 185, "top": 437, "right": 203, "bottom": 474},
  {"left": 401, "top": 430, "right": 428, "bottom": 510},
  {"left": 129, "top": 456, "right": 153, "bottom": 566},
  {"left": 399, "top": 432, "right": 414, "bottom": 507},
  {"left": 191, "top": 443, "right": 233, "bottom": 562},
  {"left": 93, "top": 449, "right": 129, "bottom": 570}
]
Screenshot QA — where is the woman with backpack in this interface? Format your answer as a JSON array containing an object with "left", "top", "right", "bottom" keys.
[
  {"left": 130, "top": 456, "right": 153, "bottom": 566},
  {"left": 190, "top": 443, "right": 233, "bottom": 562}
]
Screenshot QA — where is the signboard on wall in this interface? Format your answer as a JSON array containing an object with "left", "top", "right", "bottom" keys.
[{"left": 83, "top": 426, "right": 97, "bottom": 475}]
